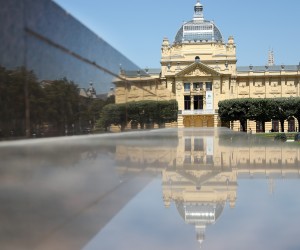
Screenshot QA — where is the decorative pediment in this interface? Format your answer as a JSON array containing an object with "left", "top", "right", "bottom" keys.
[{"left": 175, "top": 62, "right": 221, "bottom": 78}]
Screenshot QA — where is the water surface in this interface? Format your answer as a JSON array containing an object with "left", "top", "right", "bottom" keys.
[{"left": 1, "top": 128, "right": 300, "bottom": 250}]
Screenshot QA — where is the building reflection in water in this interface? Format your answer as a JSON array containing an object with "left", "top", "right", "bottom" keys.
[
  {"left": 116, "top": 128, "right": 300, "bottom": 247},
  {"left": 2, "top": 129, "right": 300, "bottom": 249}
]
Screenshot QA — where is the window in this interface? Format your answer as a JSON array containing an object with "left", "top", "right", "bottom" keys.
[
  {"left": 184, "top": 25, "right": 213, "bottom": 31},
  {"left": 194, "top": 95, "right": 203, "bottom": 110},
  {"left": 194, "top": 138, "right": 204, "bottom": 151},
  {"left": 194, "top": 156, "right": 203, "bottom": 164},
  {"left": 185, "top": 138, "right": 191, "bottom": 151},
  {"left": 184, "top": 33, "right": 213, "bottom": 41},
  {"left": 184, "top": 96, "right": 191, "bottom": 110},
  {"left": 206, "top": 82, "right": 212, "bottom": 91},
  {"left": 193, "top": 82, "right": 203, "bottom": 90},
  {"left": 184, "top": 156, "right": 191, "bottom": 164},
  {"left": 206, "top": 155, "right": 213, "bottom": 164},
  {"left": 184, "top": 82, "right": 190, "bottom": 92}
]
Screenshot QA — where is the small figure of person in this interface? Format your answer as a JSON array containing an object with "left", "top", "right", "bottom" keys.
[{"left": 249, "top": 128, "right": 252, "bottom": 134}]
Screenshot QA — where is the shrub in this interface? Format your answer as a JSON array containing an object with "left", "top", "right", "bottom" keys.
[
  {"left": 294, "top": 133, "right": 300, "bottom": 142},
  {"left": 274, "top": 133, "right": 287, "bottom": 142}
]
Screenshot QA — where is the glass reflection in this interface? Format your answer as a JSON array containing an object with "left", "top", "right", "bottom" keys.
[{"left": 1, "top": 0, "right": 140, "bottom": 93}]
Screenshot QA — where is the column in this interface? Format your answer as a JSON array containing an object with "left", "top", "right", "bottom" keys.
[{"left": 191, "top": 95, "right": 194, "bottom": 111}]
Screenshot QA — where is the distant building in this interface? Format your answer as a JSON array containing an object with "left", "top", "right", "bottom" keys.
[
  {"left": 86, "top": 82, "right": 97, "bottom": 99},
  {"left": 115, "top": 0, "right": 300, "bottom": 132}
]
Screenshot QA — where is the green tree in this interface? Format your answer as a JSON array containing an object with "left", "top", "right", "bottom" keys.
[
  {"left": 218, "top": 98, "right": 251, "bottom": 132},
  {"left": 99, "top": 103, "right": 127, "bottom": 131},
  {"left": 288, "top": 97, "right": 300, "bottom": 132},
  {"left": 98, "top": 100, "right": 178, "bottom": 131},
  {"left": 271, "top": 98, "right": 294, "bottom": 132},
  {"left": 43, "top": 78, "right": 80, "bottom": 135},
  {"left": 127, "top": 101, "right": 145, "bottom": 128},
  {"left": 127, "top": 100, "right": 154, "bottom": 129},
  {"left": 219, "top": 97, "right": 300, "bottom": 133},
  {"left": 247, "top": 98, "right": 272, "bottom": 132},
  {"left": 0, "top": 67, "right": 43, "bottom": 137},
  {"left": 156, "top": 100, "right": 178, "bottom": 125},
  {"left": 83, "top": 95, "right": 115, "bottom": 131}
]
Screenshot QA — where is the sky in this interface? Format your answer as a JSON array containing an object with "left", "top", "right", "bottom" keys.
[
  {"left": 84, "top": 178, "right": 300, "bottom": 250},
  {"left": 53, "top": 0, "right": 300, "bottom": 69}
]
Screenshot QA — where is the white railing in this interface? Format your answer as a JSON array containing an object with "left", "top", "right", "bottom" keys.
[{"left": 181, "top": 109, "right": 215, "bottom": 115}]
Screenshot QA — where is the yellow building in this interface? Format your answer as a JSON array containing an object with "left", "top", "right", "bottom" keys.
[{"left": 114, "top": 0, "right": 300, "bottom": 132}]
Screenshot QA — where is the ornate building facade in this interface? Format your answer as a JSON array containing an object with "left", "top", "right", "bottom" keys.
[{"left": 114, "top": 0, "right": 300, "bottom": 132}]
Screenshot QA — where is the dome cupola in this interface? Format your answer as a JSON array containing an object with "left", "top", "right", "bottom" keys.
[
  {"left": 194, "top": 0, "right": 204, "bottom": 21},
  {"left": 175, "top": 0, "right": 223, "bottom": 44}
]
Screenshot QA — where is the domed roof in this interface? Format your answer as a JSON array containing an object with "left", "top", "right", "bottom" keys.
[
  {"left": 175, "top": 201, "right": 225, "bottom": 247},
  {"left": 176, "top": 201, "right": 224, "bottom": 224},
  {"left": 175, "top": 0, "right": 223, "bottom": 44}
]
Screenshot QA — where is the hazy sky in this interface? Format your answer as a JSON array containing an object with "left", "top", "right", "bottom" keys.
[
  {"left": 83, "top": 178, "right": 300, "bottom": 250},
  {"left": 53, "top": 0, "right": 300, "bottom": 69}
]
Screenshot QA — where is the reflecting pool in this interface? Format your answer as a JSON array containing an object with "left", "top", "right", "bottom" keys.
[{"left": 1, "top": 128, "right": 300, "bottom": 250}]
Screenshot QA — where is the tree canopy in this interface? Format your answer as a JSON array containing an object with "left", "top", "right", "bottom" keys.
[
  {"left": 218, "top": 98, "right": 300, "bottom": 132},
  {"left": 0, "top": 66, "right": 113, "bottom": 138},
  {"left": 98, "top": 100, "right": 178, "bottom": 131}
]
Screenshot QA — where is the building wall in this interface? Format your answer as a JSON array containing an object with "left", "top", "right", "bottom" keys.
[
  {"left": 236, "top": 74, "right": 299, "bottom": 99},
  {"left": 0, "top": 0, "right": 140, "bottom": 93},
  {"left": 114, "top": 77, "right": 175, "bottom": 104}
]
